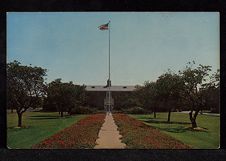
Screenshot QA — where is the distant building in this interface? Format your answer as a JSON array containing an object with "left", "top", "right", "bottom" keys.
[
  {"left": 86, "top": 85, "right": 136, "bottom": 92},
  {"left": 85, "top": 85, "right": 136, "bottom": 108}
]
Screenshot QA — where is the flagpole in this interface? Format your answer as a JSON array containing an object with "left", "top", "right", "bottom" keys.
[
  {"left": 109, "top": 20, "right": 111, "bottom": 81},
  {"left": 108, "top": 20, "right": 111, "bottom": 113}
]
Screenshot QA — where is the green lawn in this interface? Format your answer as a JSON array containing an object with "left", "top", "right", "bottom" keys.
[
  {"left": 7, "top": 112, "right": 87, "bottom": 149},
  {"left": 130, "top": 112, "right": 220, "bottom": 149}
]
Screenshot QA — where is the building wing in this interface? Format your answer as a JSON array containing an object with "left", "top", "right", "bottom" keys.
[{"left": 85, "top": 85, "right": 136, "bottom": 92}]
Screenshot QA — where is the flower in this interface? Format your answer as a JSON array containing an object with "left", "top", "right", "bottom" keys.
[{"left": 32, "top": 114, "right": 105, "bottom": 149}]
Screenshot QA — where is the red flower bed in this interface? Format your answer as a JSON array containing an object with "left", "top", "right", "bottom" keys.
[
  {"left": 33, "top": 114, "right": 105, "bottom": 149},
  {"left": 113, "top": 114, "right": 190, "bottom": 149}
]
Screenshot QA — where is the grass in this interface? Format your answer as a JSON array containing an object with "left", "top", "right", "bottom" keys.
[
  {"left": 7, "top": 112, "right": 87, "bottom": 149},
  {"left": 130, "top": 112, "right": 220, "bottom": 149},
  {"left": 113, "top": 114, "right": 190, "bottom": 149}
]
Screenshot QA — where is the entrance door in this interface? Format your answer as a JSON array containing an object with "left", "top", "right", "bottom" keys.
[{"left": 104, "top": 91, "right": 114, "bottom": 112}]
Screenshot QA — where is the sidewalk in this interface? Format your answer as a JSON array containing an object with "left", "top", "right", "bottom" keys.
[{"left": 94, "top": 113, "right": 126, "bottom": 149}]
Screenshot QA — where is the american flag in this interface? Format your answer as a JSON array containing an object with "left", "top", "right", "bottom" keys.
[{"left": 98, "top": 23, "right": 109, "bottom": 30}]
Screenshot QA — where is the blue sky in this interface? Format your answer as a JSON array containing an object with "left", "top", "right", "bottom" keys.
[{"left": 7, "top": 12, "right": 219, "bottom": 85}]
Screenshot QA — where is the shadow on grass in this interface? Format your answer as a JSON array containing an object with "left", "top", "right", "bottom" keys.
[
  {"left": 143, "top": 119, "right": 208, "bottom": 133},
  {"left": 143, "top": 119, "right": 192, "bottom": 133},
  {"left": 8, "top": 126, "right": 31, "bottom": 129},
  {"left": 156, "top": 126, "right": 208, "bottom": 133},
  {"left": 144, "top": 119, "right": 191, "bottom": 125},
  {"left": 157, "top": 126, "right": 188, "bottom": 133},
  {"left": 29, "top": 115, "right": 71, "bottom": 120}
]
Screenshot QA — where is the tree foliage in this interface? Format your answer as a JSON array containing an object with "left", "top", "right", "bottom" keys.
[
  {"left": 179, "top": 62, "right": 212, "bottom": 128},
  {"left": 7, "top": 61, "right": 47, "bottom": 127},
  {"left": 199, "top": 69, "right": 220, "bottom": 113},
  {"left": 136, "top": 82, "right": 159, "bottom": 117},
  {"left": 135, "top": 61, "right": 219, "bottom": 128},
  {"left": 113, "top": 92, "right": 139, "bottom": 110},
  {"left": 156, "top": 70, "right": 184, "bottom": 122},
  {"left": 44, "top": 79, "right": 86, "bottom": 117}
]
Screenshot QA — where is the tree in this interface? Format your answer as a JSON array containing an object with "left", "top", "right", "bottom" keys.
[
  {"left": 179, "top": 62, "right": 212, "bottom": 128},
  {"left": 210, "top": 69, "right": 220, "bottom": 113},
  {"left": 45, "top": 79, "right": 86, "bottom": 117},
  {"left": 74, "top": 84, "right": 87, "bottom": 107},
  {"left": 212, "top": 69, "right": 220, "bottom": 88},
  {"left": 135, "top": 82, "right": 158, "bottom": 118},
  {"left": 7, "top": 61, "right": 47, "bottom": 127},
  {"left": 201, "top": 69, "right": 220, "bottom": 113},
  {"left": 144, "top": 82, "right": 159, "bottom": 118},
  {"left": 155, "top": 70, "right": 184, "bottom": 122},
  {"left": 68, "top": 83, "right": 87, "bottom": 114},
  {"left": 113, "top": 92, "right": 138, "bottom": 110}
]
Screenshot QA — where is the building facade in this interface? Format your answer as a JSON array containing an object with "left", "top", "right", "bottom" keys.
[{"left": 85, "top": 85, "right": 136, "bottom": 109}]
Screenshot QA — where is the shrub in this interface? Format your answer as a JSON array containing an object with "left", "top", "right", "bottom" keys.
[
  {"left": 123, "top": 106, "right": 147, "bottom": 114},
  {"left": 70, "top": 106, "right": 96, "bottom": 114}
]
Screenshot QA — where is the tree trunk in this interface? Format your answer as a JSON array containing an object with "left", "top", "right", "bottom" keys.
[
  {"left": 11, "top": 108, "right": 13, "bottom": 113},
  {"left": 167, "top": 109, "right": 171, "bottom": 122},
  {"left": 189, "top": 110, "right": 199, "bottom": 128},
  {"left": 68, "top": 108, "right": 72, "bottom": 115},
  {"left": 17, "top": 113, "right": 22, "bottom": 127},
  {"left": 60, "top": 111, "right": 63, "bottom": 117},
  {"left": 190, "top": 117, "right": 197, "bottom": 128},
  {"left": 153, "top": 107, "right": 156, "bottom": 118},
  {"left": 192, "top": 120, "right": 197, "bottom": 128}
]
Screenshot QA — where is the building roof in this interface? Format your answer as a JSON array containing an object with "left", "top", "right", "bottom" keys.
[{"left": 85, "top": 85, "right": 136, "bottom": 92}]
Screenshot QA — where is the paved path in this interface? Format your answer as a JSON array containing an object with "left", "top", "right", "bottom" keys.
[{"left": 94, "top": 113, "right": 126, "bottom": 149}]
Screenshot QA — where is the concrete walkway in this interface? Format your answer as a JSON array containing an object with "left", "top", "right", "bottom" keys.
[{"left": 94, "top": 113, "right": 126, "bottom": 149}]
